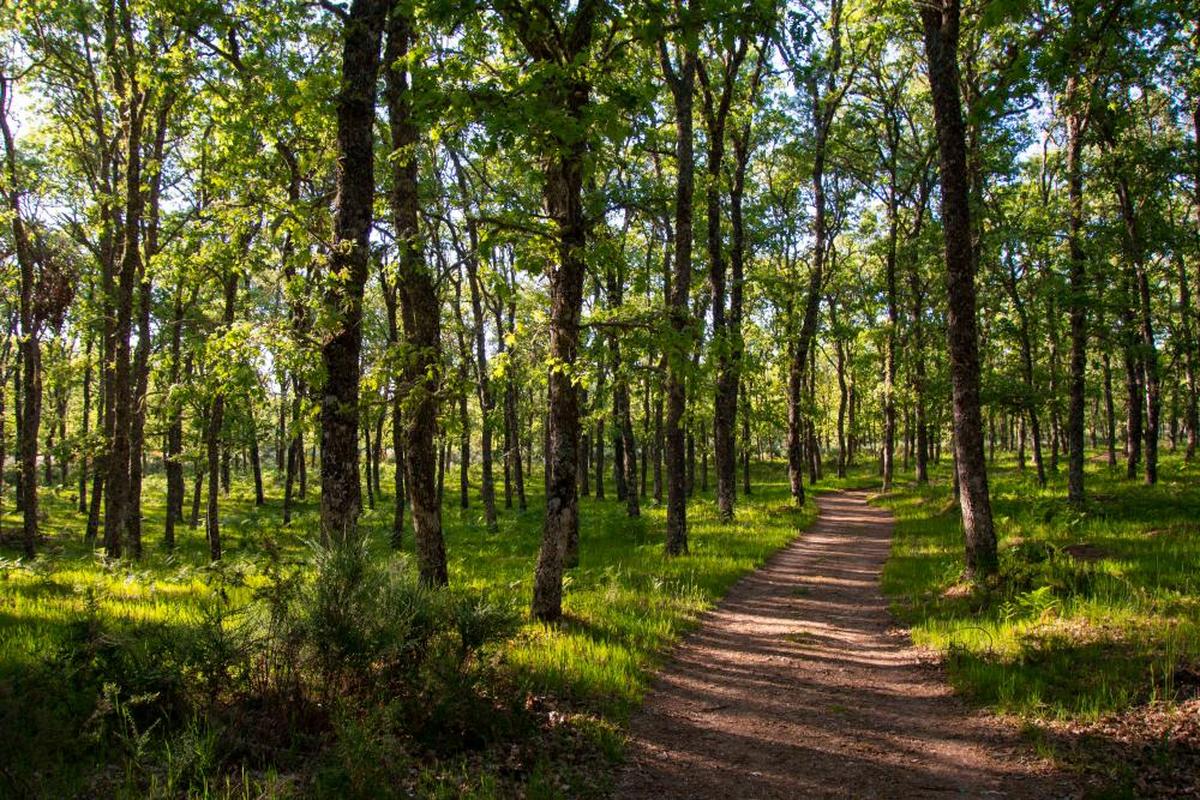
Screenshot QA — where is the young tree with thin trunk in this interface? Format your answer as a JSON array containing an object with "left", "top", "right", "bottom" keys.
[
  {"left": 1, "top": 73, "right": 42, "bottom": 559},
  {"left": 783, "top": 0, "right": 848, "bottom": 506}
]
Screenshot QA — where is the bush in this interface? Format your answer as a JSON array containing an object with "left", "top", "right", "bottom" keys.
[{"left": 7, "top": 534, "right": 521, "bottom": 798}]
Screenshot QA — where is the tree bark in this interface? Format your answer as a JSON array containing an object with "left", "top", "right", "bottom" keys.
[
  {"left": 604, "top": 255, "right": 639, "bottom": 517},
  {"left": 740, "top": 381, "right": 751, "bottom": 495},
  {"left": 79, "top": 335, "right": 91, "bottom": 513},
  {"left": 385, "top": 3, "right": 446, "bottom": 584},
  {"left": 449, "top": 149, "right": 498, "bottom": 530},
  {"left": 919, "top": 0, "right": 997, "bottom": 579},
  {"left": 1102, "top": 350, "right": 1117, "bottom": 466},
  {"left": 836, "top": 337, "right": 848, "bottom": 478},
  {"left": 594, "top": 379, "right": 606, "bottom": 500},
  {"left": 249, "top": 401, "right": 265, "bottom": 506},
  {"left": 320, "top": 0, "right": 388, "bottom": 544},
  {"left": 1065, "top": 88, "right": 1088, "bottom": 503},
  {"left": 205, "top": 272, "right": 238, "bottom": 561},
  {"left": 1111, "top": 170, "right": 1159, "bottom": 484},
  {"left": 104, "top": 5, "right": 146, "bottom": 559},
  {"left": 379, "top": 252, "right": 405, "bottom": 545},
  {"left": 492, "top": 283, "right": 526, "bottom": 511},
  {"left": 1, "top": 76, "right": 40, "bottom": 559},
  {"left": 164, "top": 288, "right": 187, "bottom": 546},
  {"left": 1177, "top": 252, "right": 1198, "bottom": 460},
  {"left": 699, "top": 41, "right": 748, "bottom": 522},
  {"left": 363, "top": 413, "right": 375, "bottom": 509},
  {"left": 1122, "top": 313, "right": 1143, "bottom": 479},
  {"left": 1005, "top": 256, "right": 1046, "bottom": 487},
  {"left": 126, "top": 97, "right": 170, "bottom": 557},
  {"left": 498, "top": 0, "right": 600, "bottom": 620},
  {"left": 786, "top": 1, "right": 842, "bottom": 504},
  {"left": 661, "top": 31, "right": 696, "bottom": 556}
]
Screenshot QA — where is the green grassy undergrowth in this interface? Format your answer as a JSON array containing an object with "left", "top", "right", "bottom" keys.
[
  {"left": 0, "top": 460, "right": 815, "bottom": 798},
  {"left": 879, "top": 453, "right": 1200, "bottom": 722}
]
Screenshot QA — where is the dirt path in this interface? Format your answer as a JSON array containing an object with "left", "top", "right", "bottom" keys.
[{"left": 616, "top": 490, "right": 1067, "bottom": 799}]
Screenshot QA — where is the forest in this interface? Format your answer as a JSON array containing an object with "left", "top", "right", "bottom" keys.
[{"left": 0, "top": 0, "right": 1198, "bottom": 797}]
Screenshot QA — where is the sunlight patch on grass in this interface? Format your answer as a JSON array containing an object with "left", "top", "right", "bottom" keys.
[{"left": 879, "top": 453, "right": 1200, "bottom": 721}]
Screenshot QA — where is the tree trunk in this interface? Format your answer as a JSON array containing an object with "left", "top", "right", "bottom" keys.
[
  {"left": 529, "top": 66, "right": 592, "bottom": 619},
  {"left": 579, "top": 389, "right": 590, "bottom": 498},
  {"left": 372, "top": 405, "right": 383, "bottom": 496},
  {"left": 1103, "top": 350, "right": 1117, "bottom": 466},
  {"left": 699, "top": 42, "right": 747, "bottom": 522},
  {"left": 0, "top": 362, "right": 5, "bottom": 525},
  {"left": 606, "top": 251, "right": 638, "bottom": 516},
  {"left": 79, "top": 336, "right": 91, "bottom": 514},
  {"left": 612, "top": 391, "right": 627, "bottom": 501},
  {"left": 284, "top": 412, "right": 301, "bottom": 526},
  {"left": 920, "top": 0, "right": 997, "bottom": 579},
  {"left": 19, "top": 339, "right": 40, "bottom": 560},
  {"left": 909, "top": 252, "right": 929, "bottom": 484},
  {"left": 126, "top": 273, "right": 150, "bottom": 558},
  {"left": 1138, "top": 261, "right": 1160, "bottom": 485},
  {"left": 1177, "top": 252, "right": 1198, "bottom": 460},
  {"left": 391, "top": 407, "right": 406, "bottom": 547},
  {"left": 836, "top": 338, "right": 848, "bottom": 478},
  {"left": 1, "top": 78, "right": 40, "bottom": 559},
  {"left": 277, "top": 372, "right": 287, "bottom": 472},
  {"left": 740, "top": 381, "right": 751, "bottom": 495},
  {"left": 727, "top": 111, "right": 754, "bottom": 507},
  {"left": 458, "top": 383, "right": 470, "bottom": 509},
  {"left": 126, "top": 96, "right": 171, "bottom": 558},
  {"left": 1005, "top": 258, "right": 1046, "bottom": 487},
  {"left": 164, "top": 290, "right": 187, "bottom": 546},
  {"left": 320, "top": 0, "right": 388, "bottom": 544},
  {"left": 385, "top": 4, "right": 446, "bottom": 584},
  {"left": 191, "top": 467, "right": 203, "bottom": 529},
  {"left": 205, "top": 389, "right": 224, "bottom": 561},
  {"left": 686, "top": 427, "right": 695, "bottom": 497},
  {"left": 450, "top": 149, "right": 499, "bottom": 531},
  {"left": 508, "top": 366, "right": 526, "bottom": 511},
  {"left": 104, "top": 17, "right": 146, "bottom": 558},
  {"left": 594, "top": 396, "right": 606, "bottom": 500},
  {"left": 787, "top": 73, "right": 839, "bottom": 502},
  {"left": 363, "top": 415, "right": 375, "bottom": 509},
  {"left": 661, "top": 37, "right": 696, "bottom": 556},
  {"left": 882, "top": 184, "right": 899, "bottom": 491},
  {"left": 653, "top": 385, "right": 664, "bottom": 503},
  {"left": 1112, "top": 172, "right": 1161, "bottom": 486},
  {"left": 642, "top": 374, "right": 651, "bottom": 498},
  {"left": 248, "top": 404, "right": 264, "bottom": 506},
  {"left": 205, "top": 273, "right": 238, "bottom": 561},
  {"left": 1123, "top": 320, "right": 1143, "bottom": 480},
  {"left": 1064, "top": 90, "right": 1088, "bottom": 503}
]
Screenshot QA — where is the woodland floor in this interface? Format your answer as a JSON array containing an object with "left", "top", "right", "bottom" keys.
[{"left": 616, "top": 490, "right": 1069, "bottom": 800}]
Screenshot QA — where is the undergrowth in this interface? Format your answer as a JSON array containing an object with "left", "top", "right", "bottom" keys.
[
  {"left": 0, "top": 461, "right": 815, "bottom": 797},
  {"left": 879, "top": 452, "right": 1200, "bottom": 721}
]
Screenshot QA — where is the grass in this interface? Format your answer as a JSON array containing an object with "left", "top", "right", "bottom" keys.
[
  {"left": 879, "top": 451, "right": 1200, "bottom": 722},
  {"left": 0, "top": 459, "right": 817, "bottom": 798}
]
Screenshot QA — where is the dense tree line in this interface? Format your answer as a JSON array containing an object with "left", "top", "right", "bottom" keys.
[{"left": 1, "top": 0, "right": 1197, "bottom": 619}]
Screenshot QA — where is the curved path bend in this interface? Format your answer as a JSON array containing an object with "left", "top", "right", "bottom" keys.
[{"left": 616, "top": 490, "right": 1065, "bottom": 800}]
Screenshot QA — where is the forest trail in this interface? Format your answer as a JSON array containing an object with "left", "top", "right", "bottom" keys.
[{"left": 616, "top": 490, "right": 1066, "bottom": 799}]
